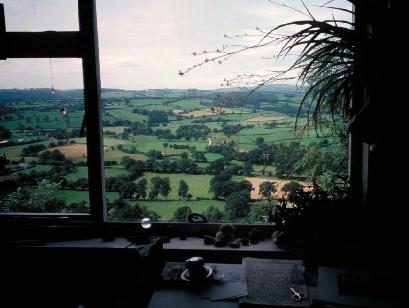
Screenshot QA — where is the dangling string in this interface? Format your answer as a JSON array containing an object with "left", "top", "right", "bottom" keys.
[{"left": 49, "top": 58, "right": 55, "bottom": 94}]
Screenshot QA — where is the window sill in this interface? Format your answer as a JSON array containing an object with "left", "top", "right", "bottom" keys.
[
  {"left": 162, "top": 237, "right": 297, "bottom": 262},
  {"left": 7, "top": 236, "right": 297, "bottom": 262}
]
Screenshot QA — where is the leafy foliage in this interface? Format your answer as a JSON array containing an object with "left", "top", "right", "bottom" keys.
[
  {"left": 203, "top": 206, "right": 224, "bottom": 223},
  {"left": 109, "top": 198, "right": 160, "bottom": 222},
  {"left": 271, "top": 182, "right": 354, "bottom": 250},
  {"left": 259, "top": 181, "right": 277, "bottom": 201},
  {"left": 172, "top": 206, "right": 192, "bottom": 222},
  {"left": 178, "top": 180, "right": 189, "bottom": 199},
  {"left": 225, "top": 189, "right": 251, "bottom": 220},
  {"left": 0, "top": 180, "right": 65, "bottom": 213}
]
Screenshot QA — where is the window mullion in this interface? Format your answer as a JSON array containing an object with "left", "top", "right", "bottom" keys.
[{"left": 78, "top": 0, "right": 107, "bottom": 229}]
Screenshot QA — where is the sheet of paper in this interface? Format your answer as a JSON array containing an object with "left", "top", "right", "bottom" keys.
[{"left": 241, "top": 258, "right": 309, "bottom": 307}]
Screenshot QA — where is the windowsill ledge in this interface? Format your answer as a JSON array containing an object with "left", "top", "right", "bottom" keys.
[
  {"left": 162, "top": 237, "right": 297, "bottom": 262},
  {"left": 8, "top": 236, "right": 297, "bottom": 261},
  {"left": 163, "top": 237, "right": 282, "bottom": 251}
]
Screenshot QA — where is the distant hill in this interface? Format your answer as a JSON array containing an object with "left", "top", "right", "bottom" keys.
[
  {"left": 0, "top": 84, "right": 303, "bottom": 101},
  {"left": 0, "top": 88, "right": 84, "bottom": 101}
]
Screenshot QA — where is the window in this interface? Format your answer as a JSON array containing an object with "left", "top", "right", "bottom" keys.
[
  {"left": 1, "top": 0, "right": 353, "bottom": 231},
  {"left": 0, "top": 59, "right": 90, "bottom": 215},
  {"left": 2, "top": 0, "right": 79, "bottom": 31},
  {"left": 96, "top": 0, "right": 351, "bottom": 224},
  {"left": 0, "top": 0, "right": 105, "bottom": 226}
]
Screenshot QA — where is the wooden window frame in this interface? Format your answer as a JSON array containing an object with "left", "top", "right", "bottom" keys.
[{"left": 0, "top": 0, "right": 106, "bottom": 234}]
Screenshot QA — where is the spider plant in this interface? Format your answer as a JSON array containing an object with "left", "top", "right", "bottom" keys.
[
  {"left": 274, "top": 3, "right": 359, "bottom": 129},
  {"left": 180, "top": 0, "right": 365, "bottom": 130}
]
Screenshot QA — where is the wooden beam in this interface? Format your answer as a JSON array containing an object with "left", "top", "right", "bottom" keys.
[
  {"left": 0, "top": 4, "right": 6, "bottom": 59},
  {"left": 78, "top": 0, "right": 107, "bottom": 229},
  {"left": 1, "top": 31, "right": 82, "bottom": 58}
]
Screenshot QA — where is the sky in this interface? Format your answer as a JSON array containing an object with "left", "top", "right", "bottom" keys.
[{"left": 0, "top": 0, "right": 351, "bottom": 90}]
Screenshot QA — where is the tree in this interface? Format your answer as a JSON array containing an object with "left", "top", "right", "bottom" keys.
[
  {"left": 250, "top": 199, "right": 277, "bottom": 224},
  {"left": 38, "top": 149, "right": 66, "bottom": 164},
  {"left": 0, "top": 154, "right": 10, "bottom": 175},
  {"left": 129, "top": 164, "right": 144, "bottom": 180},
  {"left": 281, "top": 181, "right": 303, "bottom": 197},
  {"left": 119, "top": 181, "right": 137, "bottom": 199},
  {"left": 242, "top": 161, "right": 253, "bottom": 176},
  {"left": 225, "top": 190, "right": 251, "bottom": 220},
  {"left": 109, "top": 198, "right": 160, "bottom": 222},
  {"left": 203, "top": 206, "right": 224, "bottom": 223},
  {"left": 163, "top": 142, "right": 168, "bottom": 149},
  {"left": 255, "top": 137, "right": 264, "bottom": 146},
  {"left": 172, "top": 206, "right": 192, "bottom": 222},
  {"left": 206, "top": 158, "right": 225, "bottom": 175},
  {"left": 178, "top": 180, "right": 189, "bottom": 199},
  {"left": 159, "top": 177, "right": 171, "bottom": 200},
  {"left": 0, "top": 126, "right": 12, "bottom": 139},
  {"left": 68, "top": 200, "right": 89, "bottom": 213},
  {"left": 2, "top": 180, "right": 65, "bottom": 213},
  {"left": 121, "top": 156, "right": 136, "bottom": 169},
  {"left": 149, "top": 177, "right": 161, "bottom": 200},
  {"left": 135, "top": 178, "right": 148, "bottom": 199},
  {"left": 259, "top": 181, "right": 277, "bottom": 201}
]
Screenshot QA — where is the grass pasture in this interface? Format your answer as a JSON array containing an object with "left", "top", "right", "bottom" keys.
[
  {"left": 1, "top": 86, "right": 336, "bottom": 222},
  {"left": 128, "top": 98, "right": 169, "bottom": 107},
  {"left": 103, "top": 126, "right": 126, "bottom": 134},
  {"left": 0, "top": 141, "right": 49, "bottom": 158},
  {"left": 136, "top": 199, "right": 225, "bottom": 221},
  {"left": 61, "top": 190, "right": 120, "bottom": 205},
  {"left": 64, "top": 166, "right": 128, "bottom": 181},
  {"left": 139, "top": 172, "right": 213, "bottom": 200},
  {"left": 169, "top": 98, "right": 211, "bottom": 111},
  {"left": 103, "top": 150, "right": 148, "bottom": 162},
  {"left": 107, "top": 108, "right": 146, "bottom": 122},
  {"left": 184, "top": 107, "right": 248, "bottom": 118},
  {"left": 13, "top": 165, "right": 53, "bottom": 175}
]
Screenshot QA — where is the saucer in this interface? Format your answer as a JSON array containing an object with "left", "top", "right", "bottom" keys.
[{"left": 180, "top": 265, "right": 213, "bottom": 281}]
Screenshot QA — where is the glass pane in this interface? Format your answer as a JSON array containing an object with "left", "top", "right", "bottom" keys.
[
  {"left": 2, "top": 0, "right": 79, "bottom": 31},
  {"left": 0, "top": 58, "right": 90, "bottom": 214},
  {"left": 97, "top": 0, "right": 351, "bottom": 223}
]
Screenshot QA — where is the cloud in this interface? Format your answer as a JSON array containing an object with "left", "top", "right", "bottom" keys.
[{"left": 0, "top": 0, "right": 352, "bottom": 90}]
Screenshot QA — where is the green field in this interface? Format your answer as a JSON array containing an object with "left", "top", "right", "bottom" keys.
[
  {"left": 1, "top": 141, "right": 48, "bottom": 158},
  {"left": 103, "top": 149, "right": 148, "bottom": 162},
  {"left": 136, "top": 199, "right": 225, "bottom": 221},
  {"left": 139, "top": 172, "right": 213, "bottom": 200},
  {"left": 107, "top": 108, "right": 146, "bottom": 122},
  {"left": 60, "top": 189, "right": 224, "bottom": 222},
  {"left": 64, "top": 166, "right": 128, "bottom": 181},
  {"left": 62, "top": 190, "right": 119, "bottom": 204},
  {"left": 128, "top": 98, "right": 169, "bottom": 107},
  {"left": 13, "top": 165, "right": 53, "bottom": 174},
  {"left": 0, "top": 86, "right": 340, "bottom": 221}
]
